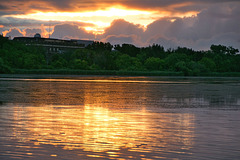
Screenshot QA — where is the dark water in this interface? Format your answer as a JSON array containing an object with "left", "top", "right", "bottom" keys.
[{"left": 0, "top": 75, "right": 240, "bottom": 160}]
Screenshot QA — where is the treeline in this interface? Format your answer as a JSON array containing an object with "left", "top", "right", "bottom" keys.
[{"left": 1, "top": 35, "right": 240, "bottom": 76}]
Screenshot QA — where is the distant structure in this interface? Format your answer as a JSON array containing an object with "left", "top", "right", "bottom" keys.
[
  {"left": 34, "top": 33, "right": 41, "bottom": 38},
  {"left": 13, "top": 33, "right": 94, "bottom": 54}
]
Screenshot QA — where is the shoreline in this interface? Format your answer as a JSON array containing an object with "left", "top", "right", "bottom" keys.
[{"left": 1, "top": 69, "right": 240, "bottom": 77}]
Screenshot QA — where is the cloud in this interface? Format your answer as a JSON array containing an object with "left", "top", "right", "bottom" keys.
[
  {"left": 51, "top": 23, "right": 94, "bottom": 40},
  {"left": 143, "top": 18, "right": 173, "bottom": 40},
  {"left": 192, "top": 32, "right": 240, "bottom": 51},
  {"left": 0, "top": 16, "right": 96, "bottom": 38},
  {"left": 4, "top": 28, "right": 24, "bottom": 37},
  {"left": 99, "top": 19, "right": 144, "bottom": 45},
  {"left": 1, "top": 1, "right": 239, "bottom": 50},
  {"left": 1, "top": 0, "right": 238, "bottom": 16},
  {"left": 147, "top": 36, "right": 178, "bottom": 49},
  {"left": 102, "top": 34, "right": 143, "bottom": 46},
  {"left": 102, "top": 19, "right": 144, "bottom": 37},
  {"left": 139, "top": 2, "right": 240, "bottom": 50},
  {"left": 0, "top": 17, "right": 48, "bottom": 28},
  {"left": 0, "top": 4, "right": 9, "bottom": 10},
  {"left": 24, "top": 28, "right": 42, "bottom": 37}
]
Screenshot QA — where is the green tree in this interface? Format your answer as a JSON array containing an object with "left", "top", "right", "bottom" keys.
[
  {"left": 141, "top": 44, "right": 166, "bottom": 58},
  {"left": 116, "top": 54, "right": 132, "bottom": 70},
  {"left": 227, "top": 46, "right": 239, "bottom": 55},
  {"left": 116, "top": 54, "right": 143, "bottom": 71},
  {"left": 72, "top": 49, "right": 93, "bottom": 64},
  {"left": 0, "top": 58, "right": 12, "bottom": 73},
  {"left": 199, "top": 57, "right": 216, "bottom": 72},
  {"left": 51, "top": 54, "right": 67, "bottom": 68},
  {"left": 144, "top": 57, "right": 163, "bottom": 70},
  {"left": 87, "top": 41, "right": 113, "bottom": 52},
  {"left": 72, "top": 59, "right": 89, "bottom": 69},
  {"left": 114, "top": 44, "right": 140, "bottom": 57},
  {"left": 164, "top": 53, "right": 189, "bottom": 70},
  {"left": 210, "top": 44, "right": 239, "bottom": 55},
  {"left": 187, "top": 61, "right": 207, "bottom": 76},
  {"left": 210, "top": 44, "right": 227, "bottom": 54},
  {"left": 174, "top": 61, "right": 189, "bottom": 73},
  {"left": 0, "top": 35, "right": 8, "bottom": 49}
]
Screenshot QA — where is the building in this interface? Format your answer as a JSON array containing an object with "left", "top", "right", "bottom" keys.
[{"left": 13, "top": 33, "right": 94, "bottom": 54}]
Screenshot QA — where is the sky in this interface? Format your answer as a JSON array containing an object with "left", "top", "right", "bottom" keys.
[{"left": 0, "top": 0, "right": 240, "bottom": 50}]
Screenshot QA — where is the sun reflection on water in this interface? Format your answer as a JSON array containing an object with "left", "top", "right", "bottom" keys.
[
  {"left": 12, "top": 104, "right": 195, "bottom": 154},
  {"left": 2, "top": 77, "right": 240, "bottom": 159}
]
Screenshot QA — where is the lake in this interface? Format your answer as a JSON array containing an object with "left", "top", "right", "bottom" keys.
[{"left": 0, "top": 75, "right": 240, "bottom": 160}]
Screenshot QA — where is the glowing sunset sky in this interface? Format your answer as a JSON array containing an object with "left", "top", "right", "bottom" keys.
[{"left": 0, "top": 0, "right": 239, "bottom": 50}]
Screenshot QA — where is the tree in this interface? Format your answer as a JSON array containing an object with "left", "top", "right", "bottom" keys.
[
  {"left": 0, "top": 35, "right": 8, "bottom": 49},
  {"left": 227, "top": 46, "right": 239, "bottom": 55},
  {"left": 144, "top": 57, "right": 163, "bottom": 70},
  {"left": 116, "top": 54, "right": 143, "bottom": 71},
  {"left": 199, "top": 57, "right": 216, "bottom": 72},
  {"left": 174, "top": 61, "right": 190, "bottom": 75},
  {"left": 174, "top": 47, "right": 195, "bottom": 56},
  {"left": 114, "top": 44, "right": 140, "bottom": 57},
  {"left": 187, "top": 61, "right": 207, "bottom": 75},
  {"left": 72, "top": 49, "right": 94, "bottom": 64},
  {"left": 51, "top": 54, "right": 68, "bottom": 68},
  {"left": 141, "top": 44, "right": 166, "bottom": 58},
  {"left": 87, "top": 41, "right": 113, "bottom": 52},
  {"left": 210, "top": 44, "right": 239, "bottom": 55},
  {"left": 72, "top": 59, "right": 89, "bottom": 70},
  {"left": 164, "top": 53, "right": 189, "bottom": 70},
  {"left": 116, "top": 54, "right": 132, "bottom": 70},
  {"left": 0, "top": 58, "right": 12, "bottom": 73},
  {"left": 210, "top": 44, "right": 227, "bottom": 54}
]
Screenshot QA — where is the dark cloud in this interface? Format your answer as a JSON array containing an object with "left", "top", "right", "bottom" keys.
[
  {"left": 47, "top": 0, "right": 71, "bottom": 9},
  {"left": 51, "top": 23, "right": 94, "bottom": 40},
  {"left": 1, "top": 1, "right": 239, "bottom": 50},
  {"left": 196, "top": 32, "right": 240, "bottom": 50},
  {"left": 174, "top": 3, "right": 240, "bottom": 41},
  {"left": 143, "top": 18, "right": 172, "bottom": 40},
  {"left": 1, "top": 20, "right": 96, "bottom": 39},
  {"left": 102, "top": 19, "right": 144, "bottom": 38},
  {"left": 1, "top": 0, "right": 239, "bottom": 15},
  {"left": 98, "top": 2, "right": 240, "bottom": 50},
  {"left": 0, "top": 17, "right": 94, "bottom": 28},
  {"left": 123, "top": 0, "right": 239, "bottom": 8},
  {"left": 24, "top": 28, "right": 42, "bottom": 37},
  {"left": 147, "top": 36, "right": 178, "bottom": 49},
  {"left": 0, "top": 4, "right": 9, "bottom": 10},
  {"left": 0, "top": 17, "right": 47, "bottom": 27},
  {"left": 102, "top": 34, "right": 143, "bottom": 46},
  {"left": 5, "top": 28, "right": 24, "bottom": 37}
]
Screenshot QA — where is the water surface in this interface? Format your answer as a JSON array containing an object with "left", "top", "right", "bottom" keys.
[{"left": 0, "top": 75, "right": 240, "bottom": 159}]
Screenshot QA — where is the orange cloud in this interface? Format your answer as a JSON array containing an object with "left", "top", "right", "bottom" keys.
[
  {"left": 2, "top": 28, "right": 25, "bottom": 37},
  {"left": 5, "top": 5, "right": 199, "bottom": 35},
  {"left": 1, "top": 0, "right": 239, "bottom": 51}
]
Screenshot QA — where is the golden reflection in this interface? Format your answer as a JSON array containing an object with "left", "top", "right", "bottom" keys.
[
  {"left": 10, "top": 79, "right": 195, "bottom": 155},
  {"left": 12, "top": 104, "right": 195, "bottom": 153}
]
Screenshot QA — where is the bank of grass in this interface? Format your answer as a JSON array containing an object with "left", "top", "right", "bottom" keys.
[
  {"left": 10, "top": 69, "right": 240, "bottom": 77},
  {"left": 198, "top": 72, "right": 240, "bottom": 77},
  {"left": 13, "top": 69, "right": 184, "bottom": 76}
]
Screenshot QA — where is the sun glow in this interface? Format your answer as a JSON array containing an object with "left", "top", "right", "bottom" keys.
[
  {"left": 7, "top": 7, "right": 155, "bottom": 34},
  {"left": 9, "top": 7, "right": 153, "bottom": 21},
  {"left": 6, "top": 7, "right": 198, "bottom": 35},
  {"left": 84, "top": 27, "right": 104, "bottom": 35}
]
